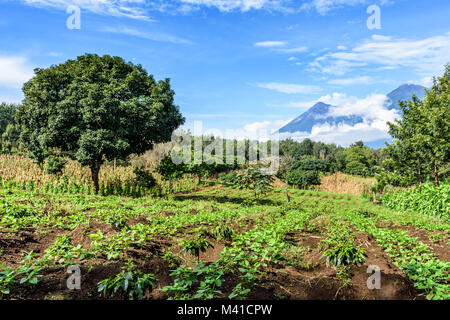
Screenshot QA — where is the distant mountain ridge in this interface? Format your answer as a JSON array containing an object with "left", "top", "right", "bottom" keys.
[{"left": 278, "top": 84, "right": 426, "bottom": 148}]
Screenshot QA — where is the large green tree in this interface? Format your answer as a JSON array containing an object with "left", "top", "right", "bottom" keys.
[
  {"left": 422, "top": 64, "right": 450, "bottom": 186},
  {"left": 386, "top": 64, "right": 450, "bottom": 187},
  {"left": 17, "top": 54, "right": 185, "bottom": 193},
  {"left": 0, "top": 103, "right": 17, "bottom": 136}
]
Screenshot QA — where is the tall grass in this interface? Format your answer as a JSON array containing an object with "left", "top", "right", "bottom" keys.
[
  {"left": 317, "top": 172, "right": 376, "bottom": 196},
  {"left": 0, "top": 154, "right": 200, "bottom": 196}
]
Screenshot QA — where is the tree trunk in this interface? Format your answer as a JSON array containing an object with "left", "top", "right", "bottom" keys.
[
  {"left": 434, "top": 160, "right": 439, "bottom": 187},
  {"left": 90, "top": 163, "right": 101, "bottom": 194},
  {"left": 285, "top": 176, "right": 290, "bottom": 203}
]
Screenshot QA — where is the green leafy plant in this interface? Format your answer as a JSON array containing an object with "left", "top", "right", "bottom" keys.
[
  {"left": 44, "top": 235, "right": 91, "bottom": 264},
  {"left": 45, "top": 156, "right": 67, "bottom": 176},
  {"left": 0, "top": 265, "right": 15, "bottom": 299},
  {"left": 229, "top": 283, "right": 251, "bottom": 300},
  {"left": 97, "top": 262, "right": 156, "bottom": 300},
  {"left": 162, "top": 262, "right": 224, "bottom": 300},
  {"left": 133, "top": 166, "right": 157, "bottom": 189},
  {"left": 233, "top": 167, "right": 274, "bottom": 202},
  {"left": 323, "top": 244, "right": 367, "bottom": 267},
  {"left": 180, "top": 235, "right": 214, "bottom": 262},
  {"left": 214, "top": 225, "right": 234, "bottom": 242}
]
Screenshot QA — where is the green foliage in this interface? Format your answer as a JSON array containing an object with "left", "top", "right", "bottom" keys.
[
  {"left": 44, "top": 235, "right": 92, "bottom": 264},
  {"left": 162, "top": 262, "right": 224, "bottom": 300},
  {"left": 344, "top": 141, "right": 375, "bottom": 177},
  {"left": 97, "top": 262, "right": 156, "bottom": 300},
  {"left": 0, "top": 265, "right": 15, "bottom": 299},
  {"left": 45, "top": 156, "right": 67, "bottom": 176},
  {"left": 156, "top": 156, "right": 186, "bottom": 188},
  {"left": 385, "top": 64, "right": 450, "bottom": 187},
  {"left": 133, "top": 166, "right": 157, "bottom": 189},
  {"left": 219, "top": 171, "right": 240, "bottom": 185},
  {"left": 0, "top": 103, "right": 17, "bottom": 136},
  {"left": 345, "top": 161, "right": 368, "bottom": 176},
  {"left": 229, "top": 283, "right": 251, "bottom": 300},
  {"left": 180, "top": 235, "right": 214, "bottom": 262},
  {"left": 232, "top": 167, "right": 274, "bottom": 201},
  {"left": 402, "top": 259, "right": 450, "bottom": 300},
  {"left": 290, "top": 158, "right": 329, "bottom": 173},
  {"left": 0, "top": 251, "right": 43, "bottom": 299},
  {"left": 17, "top": 54, "right": 185, "bottom": 193},
  {"left": 383, "top": 184, "right": 450, "bottom": 219},
  {"left": 1, "top": 124, "right": 20, "bottom": 152},
  {"left": 214, "top": 225, "right": 234, "bottom": 242},
  {"left": 323, "top": 244, "right": 367, "bottom": 267},
  {"left": 287, "top": 169, "right": 320, "bottom": 189}
]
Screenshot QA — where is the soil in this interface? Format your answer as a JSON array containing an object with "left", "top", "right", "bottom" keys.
[{"left": 0, "top": 201, "right": 441, "bottom": 300}]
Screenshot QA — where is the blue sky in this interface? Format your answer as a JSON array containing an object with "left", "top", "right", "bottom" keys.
[{"left": 1, "top": 0, "right": 449, "bottom": 146}]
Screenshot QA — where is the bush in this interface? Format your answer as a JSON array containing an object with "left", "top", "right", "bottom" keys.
[
  {"left": 219, "top": 171, "right": 239, "bottom": 185},
  {"left": 133, "top": 166, "right": 157, "bottom": 189},
  {"left": 97, "top": 262, "right": 156, "bottom": 300},
  {"left": 45, "top": 156, "right": 67, "bottom": 176},
  {"left": 345, "top": 161, "right": 368, "bottom": 177},
  {"left": 288, "top": 169, "right": 320, "bottom": 189},
  {"left": 233, "top": 167, "right": 274, "bottom": 201},
  {"left": 290, "top": 158, "right": 329, "bottom": 173}
]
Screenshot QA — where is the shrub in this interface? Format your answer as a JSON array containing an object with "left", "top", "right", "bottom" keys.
[
  {"left": 97, "top": 262, "right": 156, "bottom": 300},
  {"left": 323, "top": 244, "right": 367, "bottom": 267},
  {"left": 133, "top": 166, "right": 157, "bottom": 189},
  {"left": 288, "top": 169, "right": 320, "bottom": 189},
  {"left": 345, "top": 161, "right": 368, "bottom": 177},
  {"left": 45, "top": 156, "right": 67, "bottom": 176},
  {"left": 180, "top": 235, "right": 214, "bottom": 262},
  {"left": 233, "top": 167, "right": 274, "bottom": 201}
]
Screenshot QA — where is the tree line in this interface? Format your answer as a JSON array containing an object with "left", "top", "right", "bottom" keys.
[{"left": 0, "top": 54, "right": 447, "bottom": 195}]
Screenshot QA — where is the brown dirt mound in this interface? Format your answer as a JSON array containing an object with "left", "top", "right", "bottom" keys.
[
  {"left": 69, "top": 221, "right": 116, "bottom": 249},
  {"left": 0, "top": 228, "right": 64, "bottom": 267},
  {"left": 257, "top": 231, "right": 422, "bottom": 300}
]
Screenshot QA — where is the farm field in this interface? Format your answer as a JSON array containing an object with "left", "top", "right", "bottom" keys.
[{"left": 1, "top": 182, "right": 448, "bottom": 300}]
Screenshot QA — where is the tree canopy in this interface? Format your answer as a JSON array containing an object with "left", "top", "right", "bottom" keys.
[
  {"left": 386, "top": 64, "right": 450, "bottom": 187},
  {"left": 17, "top": 54, "right": 185, "bottom": 193}
]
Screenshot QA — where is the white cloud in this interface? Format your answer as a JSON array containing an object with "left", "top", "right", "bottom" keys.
[
  {"left": 268, "top": 100, "right": 317, "bottom": 108},
  {"left": 99, "top": 26, "right": 193, "bottom": 44},
  {"left": 310, "top": 32, "right": 450, "bottom": 76},
  {"left": 279, "top": 120, "right": 392, "bottom": 146},
  {"left": 257, "top": 82, "right": 322, "bottom": 94},
  {"left": 409, "top": 76, "right": 433, "bottom": 88},
  {"left": 328, "top": 75, "right": 372, "bottom": 85},
  {"left": 274, "top": 46, "right": 308, "bottom": 53},
  {"left": 177, "top": 0, "right": 288, "bottom": 12},
  {"left": 317, "top": 92, "right": 356, "bottom": 106},
  {"left": 301, "top": 0, "right": 391, "bottom": 15},
  {"left": 0, "top": 56, "right": 34, "bottom": 89},
  {"left": 288, "top": 56, "right": 298, "bottom": 61},
  {"left": 277, "top": 91, "right": 400, "bottom": 146},
  {"left": 22, "top": 0, "right": 153, "bottom": 20},
  {"left": 233, "top": 119, "right": 291, "bottom": 140},
  {"left": 337, "top": 45, "right": 347, "bottom": 50},
  {"left": 254, "top": 41, "right": 287, "bottom": 47}
]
